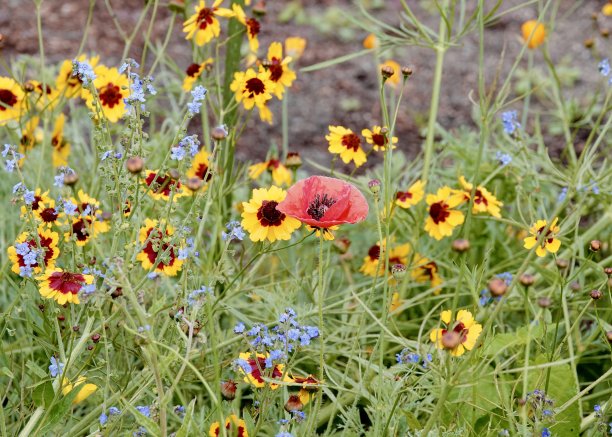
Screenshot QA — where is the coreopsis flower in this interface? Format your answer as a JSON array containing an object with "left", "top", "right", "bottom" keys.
[
  {"left": 186, "top": 149, "right": 213, "bottom": 191},
  {"left": 305, "top": 225, "right": 339, "bottom": 241},
  {"left": 458, "top": 176, "right": 503, "bottom": 218},
  {"left": 230, "top": 68, "right": 275, "bottom": 110},
  {"left": 136, "top": 219, "right": 184, "bottom": 276},
  {"left": 326, "top": 126, "right": 367, "bottom": 167},
  {"left": 20, "top": 188, "right": 51, "bottom": 218},
  {"left": 263, "top": 42, "right": 296, "bottom": 99},
  {"left": 56, "top": 55, "right": 100, "bottom": 98},
  {"left": 360, "top": 241, "right": 410, "bottom": 277},
  {"left": 241, "top": 186, "right": 301, "bottom": 242},
  {"left": 143, "top": 170, "right": 188, "bottom": 201},
  {"left": 248, "top": 159, "right": 292, "bottom": 186},
  {"left": 410, "top": 253, "right": 443, "bottom": 292},
  {"left": 84, "top": 66, "right": 129, "bottom": 123},
  {"left": 285, "top": 36, "right": 307, "bottom": 59},
  {"left": 26, "top": 80, "right": 60, "bottom": 111},
  {"left": 51, "top": 114, "right": 71, "bottom": 167},
  {"left": 183, "top": 0, "right": 235, "bottom": 46},
  {"left": 277, "top": 176, "right": 369, "bottom": 231},
  {"left": 8, "top": 227, "right": 60, "bottom": 277},
  {"left": 19, "top": 116, "right": 42, "bottom": 156},
  {"left": 232, "top": 4, "right": 261, "bottom": 53},
  {"left": 236, "top": 352, "right": 286, "bottom": 389},
  {"left": 521, "top": 20, "right": 547, "bottom": 49},
  {"left": 604, "top": 3, "right": 612, "bottom": 15},
  {"left": 424, "top": 186, "right": 465, "bottom": 240},
  {"left": 65, "top": 215, "right": 109, "bottom": 246},
  {"left": 362, "top": 126, "right": 397, "bottom": 152},
  {"left": 36, "top": 268, "right": 94, "bottom": 305},
  {"left": 0, "top": 76, "right": 25, "bottom": 125},
  {"left": 209, "top": 415, "right": 248, "bottom": 437},
  {"left": 182, "top": 58, "right": 213, "bottom": 92},
  {"left": 363, "top": 33, "right": 378, "bottom": 49},
  {"left": 395, "top": 180, "right": 425, "bottom": 209},
  {"left": 430, "top": 309, "right": 482, "bottom": 357},
  {"left": 523, "top": 218, "right": 561, "bottom": 257},
  {"left": 380, "top": 60, "right": 401, "bottom": 87},
  {"left": 62, "top": 376, "right": 98, "bottom": 404}
]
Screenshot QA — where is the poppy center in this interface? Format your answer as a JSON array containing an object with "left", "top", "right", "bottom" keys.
[
  {"left": 268, "top": 58, "right": 284, "bottom": 82},
  {"left": 0, "top": 89, "right": 18, "bottom": 111},
  {"left": 341, "top": 133, "right": 361, "bottom": 152},
  {"left": 257, "top": 200, "right": 285, "bottom": 227},
  {"left": 429, "top": 201, "right": 450, "bottom": 224},
  {"left": 186, "top": 63, "right": 201, "bottom": 77},
  {"left": 306, "top": 193, "right": 336, "bottom": 221},
  {"left": 197, "top": 7, "right": 215, "bottom": 29},
  {"left": 245, "top": 78, "right": 265, "bottom": 96},
  {"left": 48, "top": 271, "right": 86, "bottom": 295},
  {"left": 99, "top": 83, "right": 122, "bottom": 108}
]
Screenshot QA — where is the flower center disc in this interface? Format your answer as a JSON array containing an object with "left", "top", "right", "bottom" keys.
[
  {"left": 99, "top": 83, "right": 122, "bottom": 108},
  {"left": 429, "top": 202, "right": 450, "bottom": 224},
  {"left": 257, "top": 200, "right": 285, "bottom": 226},
  {"left": 341, "top": 133, "right": 361, "bottom": 151},
  {"left": 306, "top": 193, "right": 336, "bottom": 221},
  {"left": 245, "top": 78, "right": 265, "bottom": 96},
  {"left": 0, "top": 89, "right": 18, "bottom": 110}
]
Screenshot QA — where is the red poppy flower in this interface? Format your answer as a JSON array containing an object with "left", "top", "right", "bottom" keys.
[{"left": 277, "top": 176, "right": 369, "bottom": 228}]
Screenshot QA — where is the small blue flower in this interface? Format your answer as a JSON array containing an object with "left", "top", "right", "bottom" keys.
[
  {"left": 234, "top": 358, "right": 252, "bottom": 374},
  {"left": 276, "top": 433, "right": 294, "bottom": 437},
  {"left": 23, "top": 190, "right": 35, "bottom": 205},
  {"left": 99, "top": 412, "right": 108, "bottom": 426},
  {"left": 54, "top": 174, "right": 65, "bottom": 187},
  {"left": 222, "top": 221, "right": 246, "bottom": 242},
  {"left": 557, "top": 187, "right": 567, "bottom": 203},
  {"left": 170, "top": 145, "right": 187, "bottom": 161},
  {"left": 174, "top": 405, "right": 186, "bottom": 417},
  {"left": 501, "top": 111, "right": 521, "bottom": 135},
  {"left": 541, "top": 427, "right": 551, "bottom": 437},
  {"left": 109, "top": 406, "right": 121, "bottom": 415},
  {"left": 234, "top": 322, "right": 246, "bottom": 334},
  {"left": 495, "top": 151, "right": 512, "bottom": 167},
  {"left": 187, "top": 286, "right": 213, "bottom": 306},
  {"left": 72, "top": 60, "right": 96, "bottom": 85},
  {"left": 599, "top": 59, "right": 610, "bottom": 77},
  {"left": 135, "top": 405, "right": 150, "bottom": 417},
  {"left": 49, "top": 356, "right": 65, "bottom": 377},
  {"left": 179, "top": 135, "right": 200, "bottom": 157},
  {"left": 191, "top": 86, "right": 207, "bottom": 101}
]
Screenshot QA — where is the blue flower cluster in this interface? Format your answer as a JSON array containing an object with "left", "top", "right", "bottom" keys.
[
  {"left": 222, "top": 221, "right": 246, "bottom": 242},
  {"left": 99, "top": 406, "right": 121, "bottom": 426},
  {"left": 501, "top": 111, "right": 521, "bottom": 135},
  {"left": 120, "top": 59, "right": 157, "bottom": 114},
  {"left": 187, "top": 286, "right": 214, "bottom": 307},
  {"left": 495, "top": 151, "right": 512, "bottom": 167},
  {"left": 599, "top": 59, "right": 611, "bottom": 85},
  {"left": 526, "top": 389, "right": 555, "bottom": 425},
  {"left": 178, "top": 237, "right": 198, "bottom": 260},
  {"left": 2, "top": 144, "right": 24, "bottom": 172},
  {"left": 188, "top": 85, "right": 207, "bottom": 115},
  {"left": 171, "top": 135, "right": 201, "bottom": 161},
  {"left": 72, "top": 60, "right": 96, "bottom": 85},
  {"left": 12, "top": 183, "right": 35, "bottom": 207},
  {"left": 54, "top": 166, "right": 76, "bottom": 187},
  {"left": 14, "top": 240, "right": 41, "bottom": 278},
  {"left": 395, "top": 348, "right": 432, "bottom": 368}
]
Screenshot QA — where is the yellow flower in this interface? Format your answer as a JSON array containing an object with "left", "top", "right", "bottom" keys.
[
  {"left": 25, "top": 80, "right": 60, "bottom": 112},
  {"left": 36, "top": 268, "right": 94, "bottom": 305},
  {"left": 363, "top": 33, "right": 378, "bottom": 49},
  {"left": 143, "top": 170, "right": 189, "bottom": 201},
  {"left": 209, "top": 414, "right": 249, "bottom": 437},
  {"left": 360, "top": 241, "right": 410, "bottom": 277},
  {"left": 521, "top": 20, "right": 547, "bottom": 49},
  {"left": 410, "top": 253, "right": 443, "bottom": 294},
  {"left": 237, "top": 352, "right": 288, "bottom": 390},
  {"left": 395, "top": 180, "right": 424, "bottom": 209},
  {"left": 306, "top": 225, "right": 339, "bottom": 241},
  {"left": 241, "top": 186, "right": 301, "bottom": 242},
  {"left": 604, "top": 3, "right": 612, "bottom": 15},
  {"left": 424, "top": 186, "right": 465, "bottom": 240},
  {"left": 390, "top": 292, "right": 402, "bottom": 313},
  {"left": 136, "top": 218, "right": 184, "bottom": 276},
  {"left": 0, "top": 76, "right": 25, "bottom": 125},
  {"left": 232, "top": 4, "right": 261, "bottom": 53},
  {"left": 458, "top": 176, "right": 503, "bottom": 218},
  {"left": 263, "top": 42, "right": 296, "bottom": 99},
  {"left": 361, "top": 125, "right": 397, "bottom": 152},
  {"left": 84, "top": 66, "right": 130, "bottom": 123},
  {"left": 326, "top": 125, "right": 367, "bottom": 167},
  {"left": 430, "top": 309, "right": 482, "bottom": 357},
  {"left": 20, "top": 188, "right": 52, "bottom": 218},
  {"left": 51, "top": 114, "right": 71, "bottom": 167},
  {"left": 65, "top": 216, "right": 109, "bottom": 246},
  {"left": 182, "top": 59, "right": 213, "bottom": 92},
  {"left": 523, "top": 217, "right": 561, "bottom": 257},
  {"left": 62, "top": 376, "right": 98, "bottom": 404},
  {"left": 56, "top": 55, "right": 100, "bottom": 98},
  {"left": 8, "top": 226, "right": 60, "bottom": 276},
  {"left": 380, "top": 60, "right": 401, "bottom": 87},
  {"left": 183, "top": 0, "right": 234, "bottom": 46},
  {"left": 248, "top": 159, "right": 292, "bottom": 186},
  {"left": 285, "top": 36, "right": 307, "bottom": 59},
  {"left": 18, "top": 116, "right": 42, "bottom": 156},
  {"left": 230, "top": 68, "right": 275, "bottom": 110},
  {"left": 186, "top": 149, "right": 213, "bottom": 191}
]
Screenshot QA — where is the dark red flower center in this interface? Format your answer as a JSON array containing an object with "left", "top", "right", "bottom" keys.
[
  {"left": 267, "top": 159, "right": 280, "bottom": 170},
  {"left": 48, "top": 271, "right": 86, "bottom": 295},
  {"left": 247, "top": 357, "right": 283, "bottom": 384},
  {"left": 371, "top": 133, "right": 387, "bottom": 147},
  {"left": 536, "top": 225, "right": 555, "bottom": 245},
  {"left": 245, "top": 77, "right": 266, "bottom": 97},
  {"left": 197, "top": 7, "right": 215, "bottom": 29},
  {"left": 246, "top": 17, "right": 260, "bottom": 38},
  {"left": 396, "top": 191, "right": 412, "bottom": 202},
  {"left": 142, "top": 228, "right": 177, "bottom": 270},
  {"left": 0, "top": 89, "right": 18, "bottom": 111},
  {"left": 17, "top": 236, "right": 55, "bottom": 268},
  {"left": 31, "top": 195, "right": 43, "bottom": 211},
  {"left": 473, "top": 189, "right": 488, "bottom": 206},
  {"left": 268, "top": 57, "right": 284, "bottom": 82},
  {"left": 195, "top": 163, "right": 212, "bottom": 182},
  {"left": 421, "top": 262, "right": 437, "bottom": 280},
  {"left": 145, "top": 172, "right": 182, "bottom": 197},
  {"left": 186, "top": 63, "right": 201, "bottom": 77},
  {"left": 99, "top": 83, "right": 122, "bottom": 108},
  {"left": 306, "top": 193, "right": 336, "bottom": 221},
  {"left": 429, "top": 201, "right": 450, "bottom": 224},
  {"left": 40, "top": 207, "right": 59, "bottom": 223},
  {"left": 72, "top": 218, "right": 92, "bottom": 242},
  {"left": 368, "top": 244, "right": 380, "bottom": 260},
  {"left": 257, "top": 200, "right": 285, "bottom": 226},
  {"left": 36, "top": 83, "right": 53, "bottom": 95},
  {"left": 341, "top": 133, "right": 361, "bottom": 152}
]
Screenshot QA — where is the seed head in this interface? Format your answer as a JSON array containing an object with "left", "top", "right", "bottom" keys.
[
  {"left": 220, "top": 380, "right": 237, "bottom": 400},
  {"left": 368, "top": 179, "right": 381, "bottom": 195},
  {"left": 589, "top": 289, "right": 602, "bottom": 300},
  {"left": 555, "top": 258, "right": 569, "bottom": 269},
  {"left": 604, "top": 267, "right": 612, "bottom": 276},
  {"left": 452, "top": 238, "right": 470, "bottom": 253},
  {"left": 211, "top": 125, "right": 228, "bottom": 141},
  {"left": 589, "top": 240, "right": 601, "bottom": 252},
  {"left": 519, "top": 274, "right": 536, "bottom": 287},
  {"left": 537, "top": 297, "right": 552, "bottom": 308},
  {"left": 601, "top": 28, "right": 610, "bottom": 38},
  {"left": 401, "top": 66, "right": 413, "bottom": 77},
  {"left": 381, "top": 65, "right": 394, "bottom": 80},
  {"left": 584, "top": 38, "right": 595, "bottom": 48},
  {"left": 126, "top": 156, "right": 144, "bottom": 174},
  {"left": 441, "top": 330, "right": 462, "bottom": 349},
  {"left": 285, "top": 152, "right": 302, "bottom": 169},
  {"left": 488, "top": 277, "right": 508, "bottom": 297},
  {"left": 284, "top": 395, "right": 304, "bottom": 412},
  {"left": 186, "top": 177, "right": 203, "bottom": 191},
  {"left": 63, "top": 171, "right": 79, "bottom": 186}
]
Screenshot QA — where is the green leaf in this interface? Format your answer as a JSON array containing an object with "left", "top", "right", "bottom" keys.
[
  {"left": 123, "top": 403, "right": 161, "bottom": 436},
  {"left": 483, "top": 324, "right": 544, "bottom": 356},
  {"left": 175, "top": 398, "right": 196, "bottom": 437},
  {"left": 32, "top": 381, "right": 54, "bottom": 407},
  {"left": 26, "top": 360, "right": 48, "bottom": 379}
]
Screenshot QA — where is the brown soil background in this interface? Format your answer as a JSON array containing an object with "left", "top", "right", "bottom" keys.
[{"left": 1, "top": 0, "right": 610, "bottom": 167}]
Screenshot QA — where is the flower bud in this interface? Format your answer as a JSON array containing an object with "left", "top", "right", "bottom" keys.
[
  {"left": 368, "top": 179, "right": 381, "bottom": 195},
  {"left": 570, "top": 281, "right": 581, "bottom": 292},
  {"left": 57, "top": 314, "right": 65, "bottom": 322},
  {"left": 24, "top": 81, "right": 35, "bottom": 93},
  {"left": 220, "top": 380, "right": 237, "bottom": 400},
  {"left": 537, "top": 297, "right": 552, "bottom": 308},
  {"left": 333, "top": 238, "right": 351, "bottom": 254},
  {"left": 401, "top": 66, "right": 413, "bottom": 77},
  {"left": 91, "top": 333, "right": 101, "bottom": 343},
  {"left": 87, "top": 344, "right": 94, "bottom": 351},
  {"left": 604, "top": 267, "right": 612, "bottom": 276},
  {"left": 589, "top": 240, "right": 601, "bottom": 252},
  {"left": 590, "top": 289, "right": 602, "bottom": 300},
  {"left": 583, "top": 38, "right": 595, "bottom": 48},
  {"left": 284, "top": 395, "right": 304, "bottom": 412},
  {"left": 72, "top": 325, "right": 80, "bottom": 332},
  {"left": 391, "top": 263, "right": 406, "bottom": 280},
  {"left": 452, "top": 239, "right": 470, "bottom": 253},
  {"left": 211, "top": 125, "right": 228, "bottom": 141},
  {"left": 488, "top": 277, "right": 508, "bottom": 297},
  {"left": 111, "top": 287, "right": 123, "bottom": 299},
  {"left": 168, "top": 169, "right": 180, "bottom": 181},
  {"left": 252, "top": 1, "right": 267, "bottom": 16},
  {"left": 381, "top": 65, "right": 394, "bottom": 80},
  {"left": 63, "top": 171, "right": 79, "bottom": 186},
  {"left": 126, "top": 156, "right": 144, "bottom": 174},
  {"left": 601, "top": 28, "right": 610, "bottom": 38},
  {"left": 285, "top": 152, "right": 302, "bottom": 169},
  {"left": 519, "top": 274, "right": 535, "bottom": 287},
  {"left": 555, "top": 258, "right": 569, "bottom": 269},
  {"left": 441, "top": 331, "right": 462, "bottom": 349},
  {"left": 606, "top": 331, "right": 612, "bottom": 344},
  {"left": 186, "top": 177, "right": 203, "bottom": 191}
]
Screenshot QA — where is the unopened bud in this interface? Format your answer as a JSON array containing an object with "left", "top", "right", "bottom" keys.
[
  {"left": 441, "top": 331, "right": 462, "bottom": 349},
  {"left": 368, "top": 179, "right": 381, "bottom": 195},
  {"left": 126, "top": 156, "right": 144, "bottom": 174},
  {"left": 570, "top": 281, "right": 581, "bottom": 292},
  {"left": 604, "top": 267, "right": 612, "bottom": 276},
  {"left": 285, "top": 152, "right": 302, "bottom": 169},
  {"left": 391, "top": 263, "right": 406, "bottom": 279},
  {"left": 186, "top": 177, "right": 203, "bottom": 191},
  {"left": 555, "top": 258, "right": 569, "bottom": 269},
  {"left": 24, "top": 81, "right": 35, "bottom": 93},
  {"left": 168, "top": 169, "right": 180, "bottom": 180},
  {"left": 452, "top": 239, "right": 470, "bottom": 253},
  {"left": 252, "top": 0, "right": 266, "bottom": 15},
  {"left": 72, "top": 325, "right": 80, "bottom": 332},
  {"left": 606, "top": 331, "right": 612, "bottom": 343},
  {"left": 519, "top": 274, "right": 536, "bottom": 287},
  {"left": 401, "top": 66, "right": 413, "bottom": 77},
  {"left": 284, "top": 395, "right": 304, "bottom": 412},
  {"left": 584, "top": 38, "right": 595, "bottom": 48},
  {"left": 220, "top": 380, "right": 237, "bottom": 400},
  {"left": 111, "top": 287, "right": 123, "bottom": 299},
  {"left": 537, "top": 297, "right": 552, "bottom": 308},
  {"left": 381, "top": 66, "right": 394, "bottom": 80},
  {"left": 57, "top": 314, "right": 65, "bottom": 322},
  {"left": 601, "top": 28, "right": 610, "bottom": 38},
  {"left": 590, "top": 289, "right": 602, "bottom": 300},
  {"left": 488, "top": 277, "right": 508, "bottom": 297},
  {"left": 91, "top": 333, "right": 101, "bottom": 343},
  {"left": 589, "top": 240, "right": 601, "bottom": 252},
  {"left": 63, "top": 171, "right": 79, "bottom": 186},
  {"left": 211, "top": 125, "right": 228, "bottom": 141}
]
